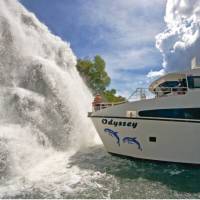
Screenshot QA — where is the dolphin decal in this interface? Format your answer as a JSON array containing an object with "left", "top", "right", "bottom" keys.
[
  {"left": 123, "top": 137, "right": 142, "bottom": 151},
  {"left": 104, "top": 128, "right": 120, "bottom": 146}
]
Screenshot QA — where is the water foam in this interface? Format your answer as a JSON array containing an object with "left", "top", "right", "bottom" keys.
[{"left": 0, "top": 0, "right": 101, "bottom": 197}]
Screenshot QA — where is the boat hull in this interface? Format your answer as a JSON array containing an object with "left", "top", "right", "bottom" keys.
[{"left": 91, "top": 116, "right": 200, "bottom": 164}]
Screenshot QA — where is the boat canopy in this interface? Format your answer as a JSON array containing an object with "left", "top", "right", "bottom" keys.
[
  {"left": 149, "top": 72, "right": 186, "bottom": 93},
  {"left": 149, "top": 68, "right": 200, "bottom": 93}
]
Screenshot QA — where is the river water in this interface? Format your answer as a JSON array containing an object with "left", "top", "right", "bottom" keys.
[
  {"left": 2, "top": 144, "right": 200, "bottom": 198},
  {"left": 0, "top": 0, "right": 200, "bottom": 199}
]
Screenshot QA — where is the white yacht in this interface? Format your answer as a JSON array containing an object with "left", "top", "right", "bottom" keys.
[{"left": 88, "top": 59, "right": 200, "bottom": 164}]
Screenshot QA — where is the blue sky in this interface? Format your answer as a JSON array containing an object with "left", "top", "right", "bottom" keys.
[{"left": 20, "top": 0, "right": 166, "bottom": 97}]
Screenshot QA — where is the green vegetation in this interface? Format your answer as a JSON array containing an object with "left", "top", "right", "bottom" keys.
[{"left": 76, "top": 55, "right": 126, "bottom": 102}]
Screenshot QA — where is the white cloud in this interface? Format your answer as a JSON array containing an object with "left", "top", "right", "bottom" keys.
[
  {"left": 79, "top": 0, "right": 166, "bottom": 92},
  {"left": 147, "top": 69, "right": 165, "bottom": 78},
  {"left": 156, "top": 0, "right": 200, "bottom": 73}
]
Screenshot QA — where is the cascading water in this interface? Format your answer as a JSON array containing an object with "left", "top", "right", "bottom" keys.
[
  {"left": 0, "top": 0, "right": 103, "bottom": 198},
  {"left": 2, "top": 0, "right": 200, "bottom": 198}
]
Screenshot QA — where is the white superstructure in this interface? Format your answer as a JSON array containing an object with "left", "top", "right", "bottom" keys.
[{"left": 89, "top": 66, "right": 200, "bottom": 164}]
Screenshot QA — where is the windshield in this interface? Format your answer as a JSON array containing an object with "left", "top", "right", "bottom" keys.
[{"left": 159, "top": 81, "right": 179, "bottom": 88}]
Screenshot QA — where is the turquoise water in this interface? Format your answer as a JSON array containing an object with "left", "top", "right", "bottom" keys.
[
  {"left": 4, "top": 145, "right": 200, "bottom": 199},
  {"left": 67, "top": 146, "right": 200, "bottom": 199}
]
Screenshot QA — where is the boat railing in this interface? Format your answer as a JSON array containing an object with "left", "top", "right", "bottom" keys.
[
  {"left": 92, "top": 86, "right": 188, "bottom": 111},
  {"left": 127, "top": 88, "right": 153, "bottom": 101},
  {"left": 154, "top": 86, "right": 188, "bottom": 97},
  {"left": 92, "top": 101, "right": 126, "bottom": 112},
  {"left": 128, "top": 86, "right": 188, "bottom": 101}
]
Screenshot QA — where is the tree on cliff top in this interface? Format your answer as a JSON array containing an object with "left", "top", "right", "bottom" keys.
[
  {"left": 77, "top": 55, "right": 110, "bottom": 92},
  {"left": 76, "top": 55, "right": 126, "bottom": 102}
]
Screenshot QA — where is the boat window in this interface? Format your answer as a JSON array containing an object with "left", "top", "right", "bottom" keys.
[
  {"left": 187, "top": 76, "right": 200, "bottom": 88},
  {"left": 155, "top": 79, "right": 187, "bottom": 96},
  {"left": 181, "top": 79, "right": 187, "bottom": 87},
  {"left": 159, "top": 81, "right": 179, "bottom": 88},
  {"left": 138, "top": 108, "right": 200, "bottom": 120}
]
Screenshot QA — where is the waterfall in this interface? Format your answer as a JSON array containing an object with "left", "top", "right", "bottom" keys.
[{"left": 0, "top": 0, "right": 100, "bottom": 197}]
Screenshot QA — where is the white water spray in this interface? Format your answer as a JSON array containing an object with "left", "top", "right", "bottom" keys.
[{"left": 0, "top": 0, "right": 101, "bottom": 197}]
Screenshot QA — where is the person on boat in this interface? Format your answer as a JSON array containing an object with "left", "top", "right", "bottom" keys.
[
  {"left": 92, "top": 93, "right": 103, "bottom": 111},
  {"left": 174, "top": 79, "right": 187, "bottom": 95}
]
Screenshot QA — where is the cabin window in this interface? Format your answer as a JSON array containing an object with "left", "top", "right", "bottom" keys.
[
  {"left": 156, "top": 79, "right": 187, "bottom": 96},
  {"left": 159, "top": 81, "right": 179, "bottom": 88},
  {"left": 187, "top": 76, "right": 200, "bottom": 88},
  {"left": 149, "top": 137, "right": 156, "bottom": 142},
  {"left": 138, "top": 108, "right": 200, "bottom": 120}
]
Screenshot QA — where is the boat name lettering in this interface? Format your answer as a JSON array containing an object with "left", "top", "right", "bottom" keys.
[{"left": 102, "top": 119, "right": 137, "bottom": 128}]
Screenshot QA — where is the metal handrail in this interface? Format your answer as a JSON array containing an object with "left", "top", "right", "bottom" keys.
[
  {"left": 155, "top": 86, "right": 187, "bottom": 97},
  {"left": 155, "top": 86, "right": 187, "bottom": 90},
  {"left": 128, "top": 86, "right": 188, "bottom": 100},
  {"left": 128, "top": 88, "right": 149, "bottom": 100},
  {"left": 92, "top": 101, "right": 127, "bottom": 111},
  {"left": 92, "top": 86, "right": 188, "bottom": 111}
]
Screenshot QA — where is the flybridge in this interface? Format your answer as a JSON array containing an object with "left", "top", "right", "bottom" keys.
[{"left": 90, "top": 58, "right": 200, "bottom": 113}]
